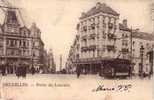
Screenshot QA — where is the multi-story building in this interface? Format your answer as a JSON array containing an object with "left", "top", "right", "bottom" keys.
[
  {"left": 0, "top": 9, "right": 46, "bottom": 73},
  {"left": 66, "top": 34, "right": 79, "bottom": 73},
  {"left": 118, "top": 20, "right": 154, "bottom": 75},
  {"left": 66, "top": 2, "right": 154, "bottom": 75},
  {"left": 131, "top": 31, "right": 154, "bottom": 75},
  {"left": 30, "top": 22, "right": 45, "bottom": 71},
  {"left": 67, "top": 2, "right": 120, "bottom": 74}
]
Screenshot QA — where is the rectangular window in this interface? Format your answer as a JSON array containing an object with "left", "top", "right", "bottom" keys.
[{"left": 0, "top": 39, "right": 3, "bottom": 46}]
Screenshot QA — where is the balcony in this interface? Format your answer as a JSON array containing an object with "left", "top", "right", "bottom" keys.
[
  {"left": 78, "top": 57, "right": 101, "bottom": 63},
  {"left": 89, "top": 33, "right": 96, "bottom": 40},
  {"left": 89, "top": 45, "right": 96, "bottom": 51},
  {"left": 81, "top": 35, "right": 87, "bottom": 40},
  {"left": 81, "top": 45, "right": 96, "bottom": 52},
  {"left": 121, "top": 48, "right": 129, "bottom": 54},
  {"left": 107, "top": 45, "right": 115, "bottom": 52},
  {"left": 81, "top": 46, "right": 88, "bottom": 52},
  {"left": 108, "top": 33, "right": 116, "bottom": 40},
  {"left": 82, "top": 26, "right": 87, "bottom": 32},
  {"left": 91, "top": 23, "right": 95, "bottom": 30},
  {"left": 108, "top": 23, "right": 113, "bottom": 29}
]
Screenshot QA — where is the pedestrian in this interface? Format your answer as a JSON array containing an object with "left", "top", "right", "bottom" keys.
[
  {"left": 1, "top": 63, "right": 5, "bottom": 76},
  {"left": 18, "top": 64, "right": 22, "bottom": 78},
  {"left": 21, "top": 64, "right": 26, "bottom": 78},
  {"left": 16, "top": 66, "right": 20, "bottom": 78},
  {"left": 76, "top": 66, "right": 81, "bottom": 78},
  {"left": 23, "top": 64, "right": 27, "bottom": 78},
  {"left": 31, "top": 66, "right": 35, "bottom": 75}
]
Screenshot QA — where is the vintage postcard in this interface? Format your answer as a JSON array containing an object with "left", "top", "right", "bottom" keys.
[{"left": 0, "top": 0, "right": 153, "bottom": 100}]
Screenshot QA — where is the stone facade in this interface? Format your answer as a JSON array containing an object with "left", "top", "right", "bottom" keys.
[
  {"left": 66, "top": 2, "right": 154, "bottom": 75},
  {"left": 118, "top": 20, "right": 154, "bottom": 75},
  {"left": 0, "top": 9, "right": 45, "bottom": 73}
]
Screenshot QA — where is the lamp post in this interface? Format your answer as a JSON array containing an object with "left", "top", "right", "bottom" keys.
[{"left": 140, "top": 45, "right": 144, "bottom": 77}]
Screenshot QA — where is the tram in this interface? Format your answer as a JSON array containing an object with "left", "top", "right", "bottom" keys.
[{"left": 99, "top": 58, "right": 131, "bottom": 78}]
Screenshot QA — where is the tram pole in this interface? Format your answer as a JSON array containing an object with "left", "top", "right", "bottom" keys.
[{"left": 130, "top": 27, "right": 133, "bottom": 78}]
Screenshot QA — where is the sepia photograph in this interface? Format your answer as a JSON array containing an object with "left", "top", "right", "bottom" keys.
[{"left": 0, "top": 0, "right": 153, "bottom": 100}]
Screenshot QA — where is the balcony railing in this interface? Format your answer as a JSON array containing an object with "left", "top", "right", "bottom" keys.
[
  {"left": 107, "top": 45, "right": 115, "bottom": 52},
  {"left": 91, "top": 23, "right": 95, "bottom": 30},
  {"left": 83, "top": 26, "right": 87, "bottom": 32},
  {"left": 89, "top": 33, "right": 96, "bottom": 39},
  {"left": 81, "top": 35, "right": 87, "bottom": 40},
  {"left": 81, "top": 45, "right": 96, "bottom": 52},
  {"left": 89, "top": 45, "right": 96, "bottom": 50},
  {"left": 108, "top": 23, "right": 113, "bottom": 29},
  {"left": 81, "top": 46, "right": 88, "bottom": 52},
  {"left": 108, "top": 33, "right": 116, "bottom": 40},
  {"left": 121, "top": 48, "right": 129, "bottom": 53}
]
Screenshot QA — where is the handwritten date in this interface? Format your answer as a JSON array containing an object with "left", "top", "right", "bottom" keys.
[{"left": 92, "top": 84, "right": 132, "bottom": 92}]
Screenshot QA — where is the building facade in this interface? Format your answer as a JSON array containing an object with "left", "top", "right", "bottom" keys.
[
  {"left": 118, "top": 20, "right": 154, "bottom": 76},
  {"left": 0, "top": 9, "right": 46, "bottom": 73},
  {"left": 66, "top": 2, "right": 154, "bottom": 75},
  {"left": 66, "top": 34, "right": 79, "bottom": 73},
  {"left": 67, "top": 2, "right": 120, "bottom": 74},
  {"left": 30, "top": 23, "right": 45, "bottom": 71}
]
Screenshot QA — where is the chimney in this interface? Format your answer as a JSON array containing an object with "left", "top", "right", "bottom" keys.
[
  {"left": 132, "top": 28, "right": 140, "bottom": 32},
  {"left": 122, "top": 19, "right": 128, "bottom": 28},
  {"left": 81, "top": 12, "right": 86, "bottom": 17},
  {"left": 96, "top": 2, "right": 102, "bottom": 9},
  {"left": 135, "top": 28, "right": 140, "bottom": 32},
  {"left": 76, "top": 23, "right": 80, "bottom": 30}
]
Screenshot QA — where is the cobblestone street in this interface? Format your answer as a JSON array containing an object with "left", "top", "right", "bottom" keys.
[{"left": 0, "top": 74, "right": 153, "bottom": 100}]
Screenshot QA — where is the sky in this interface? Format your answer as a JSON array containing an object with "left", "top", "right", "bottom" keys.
[{"left": 0, "top": 0, "right": 153, "bottom": 70}]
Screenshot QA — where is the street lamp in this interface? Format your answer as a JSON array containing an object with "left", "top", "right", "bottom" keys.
[{"left": 140, "top": 45, "right": 144, "bottom": 77}]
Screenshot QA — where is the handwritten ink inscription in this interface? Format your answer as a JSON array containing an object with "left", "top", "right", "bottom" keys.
[{"left": 92, "top": 84, "right": 132, "bottom": 92}]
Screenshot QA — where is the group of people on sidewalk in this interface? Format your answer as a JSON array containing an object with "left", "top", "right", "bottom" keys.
[
  {"left": 16, "top": 64, "right": 28, "bottom": 78},
  {"left": 0, "top": 63, "right": 36, "bottom": 78}
]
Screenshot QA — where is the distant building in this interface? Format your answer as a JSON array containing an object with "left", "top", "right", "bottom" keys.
[
  {"left": 47, "top": 49, "right": 56, "bottom": 73},
  {"left": 66, "top": 2, "right": 154, "bottom": 75},
  {"left": 30, "top": 23, "right": 45, "bottom": 70},
  {"left": 118, "top": 20, "right": 154, "bottom": 75},
  {"left": 66, "top": 35, "right": 79, "bottom": 73}
]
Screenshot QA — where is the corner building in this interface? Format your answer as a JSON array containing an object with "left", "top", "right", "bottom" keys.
[
  {"left": 69, "top": 2, "right": 154, "bottom": 75},
  {"left": 0, "top": 9, "right": 45, "bottom": 73},
  {"left": 76, "top": 2, "right": 120, "bottom": 74}
]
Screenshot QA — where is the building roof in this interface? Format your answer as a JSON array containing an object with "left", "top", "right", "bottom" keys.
[
  {"left": 4, "top": 10, "right": 20, "bottom": 26},
  {"left": 80, "top": 2, "right": 119, "bottom": 19},
  {"left": 119, "top": 23, "right": 131, "bottom": 31},
  {"left": 132, "top": 31, "right": 154, "bottom": 41},
  {"left": 20, "top": 26, "right": 31, "bottom": 32},
  {"left": 119, "top": 23, "right": 154, "bottom": 41}
]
